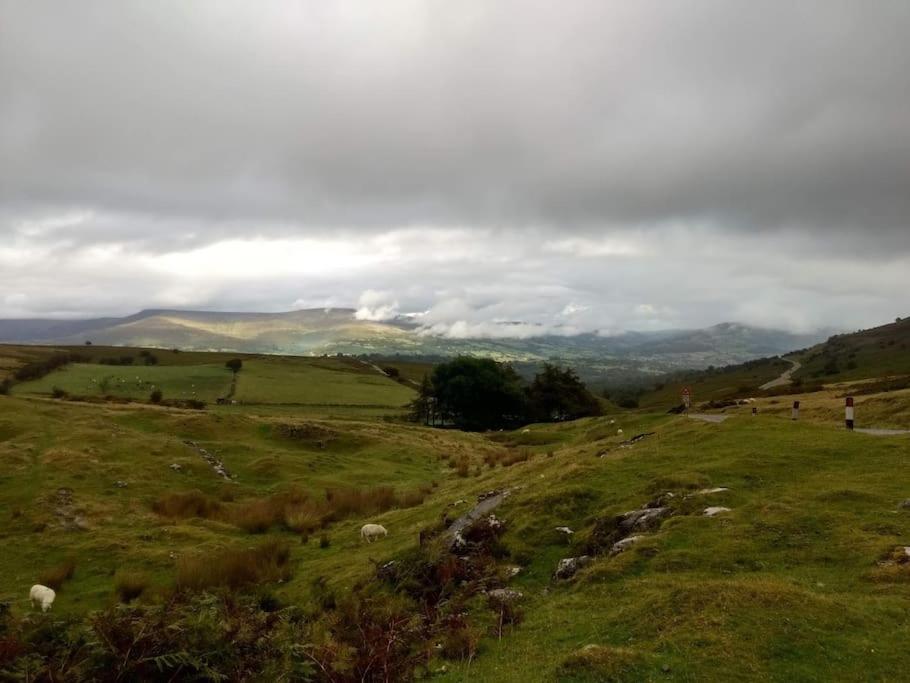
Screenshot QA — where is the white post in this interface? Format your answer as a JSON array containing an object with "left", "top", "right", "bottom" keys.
[
  {"left": 845, "top": 397, "right": 854, "bottom": 430},
  {"left": 792, "top": 400, "right": 800, "bottom": 420}
]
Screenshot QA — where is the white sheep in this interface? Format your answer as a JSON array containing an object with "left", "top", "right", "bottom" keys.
[
  {"left": 617, "top": 428, "right": 624, "bottom": 435},
  {"left": 30, "top": 584, "right": 56, "bottom": 612},
  {"left": 360, "top": 523, "right": 388, "bottom": 543}
]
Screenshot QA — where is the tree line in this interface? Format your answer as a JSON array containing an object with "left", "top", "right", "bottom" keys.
[{"left": 409, "top": 357, "right": 602, "bottom": 430}]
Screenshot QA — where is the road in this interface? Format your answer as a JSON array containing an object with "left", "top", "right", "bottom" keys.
[
  {"left": 687, "top": 414, "right": 730, "bottom": 424},
  {"left": 760, "top": 358, "right": 802, "bottom": 390}
]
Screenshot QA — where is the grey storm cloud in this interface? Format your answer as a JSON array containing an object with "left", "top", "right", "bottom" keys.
[{"left": 1, "top": 1, "right": 909, "bottom": 329}]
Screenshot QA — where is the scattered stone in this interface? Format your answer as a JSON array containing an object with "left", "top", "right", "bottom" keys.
[
  {"left": 183, "top": 439, "right": 232, "bottom": 480},
  {"left": 555, "top": 526, "right": 574, "bottom": 536},
  {"left": 505, "top": 565, "right": 522, "bottom": 577},
  {"left": 900, "top": 499, "right": 910, "bottom": 510},
  {"left": 376, "top": 560, "right": 398, "bottom": 581},
  {"left": 554, "top": 555, "right": 591, "bottom": 580},
  {"left": 114, "top": 480, "right": 128, "bottom": 488},
  {"left": 610, "top": 535, "right": 643, "bottom": 555},
  {"left": 169, "top": 463, "right": 182, "bottom": 472},
  {"left": 704, "top": 506, "right": 732, "bottom": 517}
]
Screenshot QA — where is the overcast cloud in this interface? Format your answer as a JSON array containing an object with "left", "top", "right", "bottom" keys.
[{"left": 1, "top": 1, "right": 909, "bottom": 334}]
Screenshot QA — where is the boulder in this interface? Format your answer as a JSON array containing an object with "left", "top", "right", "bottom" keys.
[
  {"left": 554, "top": 555, "right": 591, "bottom": 580},
  {"left": 610, "top": 535, "right": 644, "bottom": 555},
  {"left": 487, "top": 588, "right": 523, "bottom": 604},
  {"left": 619, "top": 507, "right": 669, "bottom": 534},
  {"left": 555, "top": 526, "right": 574, "bottom": 536}
]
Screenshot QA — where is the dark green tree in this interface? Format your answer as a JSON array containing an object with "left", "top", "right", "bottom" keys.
[
  {"left": 431, "top": 357, "right": 527, "bottom": 430},
  {"left": 225, "top": 359, "right": 243, "bottom": 373},
  {"left": 527, "top": 363, "right": 603, "bottom": 421}
]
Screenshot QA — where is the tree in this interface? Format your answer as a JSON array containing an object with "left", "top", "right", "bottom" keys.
[
  {"left": 527, "top": 364, "right": 602, "bottom": 421},
  {"left": 431, "top": 357, "right": 527, "bottom": 431},
  {"left": 225, "top": 359, "right": 243, "bottom": 373},
  {"left": 408, "top": 374, "right": 435, "bottom": 426}
]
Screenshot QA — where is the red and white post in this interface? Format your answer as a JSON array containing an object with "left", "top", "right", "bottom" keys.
[
  {"left": 845, "top": 397, "right": 854, "bottom": 430},
  {"left": 792, "top": 400, "right": 800, "bottom": 420}
]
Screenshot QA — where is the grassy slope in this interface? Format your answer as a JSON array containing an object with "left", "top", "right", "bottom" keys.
[
  {"left": 795, "top": 317, "right": 910, "bottom": 383},
  {"left": 3, "top": 346, "right": 910, "bottom": 679}
]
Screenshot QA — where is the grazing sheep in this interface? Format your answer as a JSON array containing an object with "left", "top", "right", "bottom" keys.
[
  {"left": 30, "top": 584, "right": 56, "bottom": 612},
  {"left": 360, "top": 523, "right": 388, "bottom": 543}
]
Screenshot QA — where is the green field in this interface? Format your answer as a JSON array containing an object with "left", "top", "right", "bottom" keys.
[
  {"left": 233, "top": 357, "right": 416, "bottom": 406},
  {"left": 3, "top": 343, "right": 910, "bottom": 680},
  {"left": 10, "top": 362, "right": 233, "bottom": 402}
]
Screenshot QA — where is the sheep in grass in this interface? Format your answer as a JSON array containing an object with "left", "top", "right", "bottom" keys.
[
  {"left": 360, "top": 523, "right": 388, "bottom": 543},
  {"left": 30, "top": 584, "right": 56, "bottom": 612}
]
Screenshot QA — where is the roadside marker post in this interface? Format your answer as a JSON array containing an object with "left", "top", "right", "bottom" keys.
[
  {"left": 845, "top": 397, "right": 854, "bottom": 430},
  {"left": 792, "top": 400, "right": 800, "bottom": 420},
  {"left": 682, "top": 387, "right": 691, "bottom": 415}
]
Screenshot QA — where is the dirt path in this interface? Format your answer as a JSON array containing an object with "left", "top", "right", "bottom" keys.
[
  {"left": 687, "top": 414, "right": 730, "bottom": 424},
  {"left": 760, "top": 358, "right": 802, "bottom": 390}
]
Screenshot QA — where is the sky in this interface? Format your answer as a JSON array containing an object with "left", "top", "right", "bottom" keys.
[{"left": 1, "top": 1, "right": 909, "bottom": 337}]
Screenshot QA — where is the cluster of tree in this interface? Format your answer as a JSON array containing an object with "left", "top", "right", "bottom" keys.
[
  {"left": 410, "top": 357, "right": 602, "bottom": 430},
  {"left": 226, "top": 359, "right": 243, "bottom": 373}
]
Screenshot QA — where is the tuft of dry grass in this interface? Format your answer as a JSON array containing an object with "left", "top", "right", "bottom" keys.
[
  {"left": 152, "top": 490, "right": 222, "bottom": 519},
  {"left": 114, "top": 570, "right": 151, "bottom": 603},
  {"left": 175, "top": 538, "right": 291, "bottom": 591},
  {"left": 153, "top": 484, "right": 428, "bottom": 534},
  {"left": 37, "top": 559, "right": 76, "bottom": 590}
]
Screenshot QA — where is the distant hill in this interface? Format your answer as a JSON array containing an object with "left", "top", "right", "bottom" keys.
[{"left": 0, "top": 308, "right": 830, "bottom": 381}]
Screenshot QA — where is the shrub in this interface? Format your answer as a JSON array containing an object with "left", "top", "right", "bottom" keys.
[
  {"left": 225, "top": 359, "right": 243, "bottom": 373},
  {"left": 0, "top": 379, "right": 10, "bottom": 395},
  {"left": 175, "top": 539, "right": 291, "bottom": 591},
  {"left": 51, "top": 386, "right": 68, "bottom": 399},
  {"left": 319, "top": 534, "right": 331, "bottom": 549},
  {"left": 114, "top": 571, "right": 150, "bottom": 603},
  {"left": 149, "top": 389, "right": 162, "bottom": 403},
  {"left": 37, "top": 559, "right": 76, "bottom": 590}
]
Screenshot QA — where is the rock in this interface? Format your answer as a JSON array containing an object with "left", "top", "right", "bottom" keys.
[
  {"left": 376, "top": 560, "right": 398, "bottom": 581},
  {"left": 644, "top": 492, "right": 675, "bottom": 509},
  {"left": 505, "top": 565, "right": 522, "bottom": 577},
  {"left": 114, "top": 480, "right": 128, "bottom": 488},
  {"left": 555, "top": 526, "right": 574, "bottom": 536},
  {"left": 169, "top": 463, "right": 182, "bottom": 472},
  {"left": 900, "top": 499, "right": 910, "bottom": 509},
  {"left": 451, "top": 531, "right": 467, "bottom": 552},
  {"left": 487, "top": 588, "right": 523, "bottom": 604},
  {"left": 521, "top": 429, "right": 530, "bottom": 433},
  {"left": 694, "top": 487, "right": 729, "bottom": 496},
  {"left": 619, "top": 507, "right": 669, "bottom": 534},
  {"left": 610, "top": 535, "right": 643, "bottom": 555},
  {"left": 704, "top": 506, "right": 731, "bottom": 517},
  {"left": 554, "top": 555, "right": 591, "bottom": 580}
]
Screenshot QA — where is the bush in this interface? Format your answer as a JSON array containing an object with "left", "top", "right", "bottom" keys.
[
  {"left": 319, "top": 534, "right": 331, "bottom": 549},
  {"left": 0, "top": 379, "right": 10, "bottom": 395},
  {"left": 51, "top": 386, "right": 68, "bottom": 399},
  {"left": 37, "top": 559, "right": 76, "bottom": 590},
  {"left": 114, "top": 571, "right": 150, "bottom": 603},
  {"left": 175, "top": 539, "right": 291, "bottom": 591},
  {"left": 226, "top": 359, "right": 243, "bottom": 373},
  {"left": 149, "top": 389, "right": 162, "bottom": 403}
]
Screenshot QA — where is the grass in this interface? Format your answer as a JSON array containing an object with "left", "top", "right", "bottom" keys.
[
  {"left": 233, "top": 357, "right": 415, "bottom": 406},
  {"left": 3, "top": 342, "right": 910, "bottom": 679}
]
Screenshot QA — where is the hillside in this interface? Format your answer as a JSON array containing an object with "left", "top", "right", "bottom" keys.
[
  {"left": 794, "top": 317, "right": 910, "bottom": 382},
  {"left": 0, "top": 309, "right": 829, "bottom": 383},
  {"left": 1, "top": 343, "right": 910, "bottom": 680}
]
